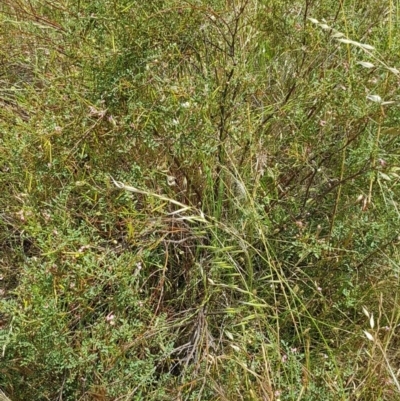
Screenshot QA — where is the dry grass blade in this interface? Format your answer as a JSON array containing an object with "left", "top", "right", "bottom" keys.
[{"left": 0, "top": 390, "right": 11, "bottom": 401}]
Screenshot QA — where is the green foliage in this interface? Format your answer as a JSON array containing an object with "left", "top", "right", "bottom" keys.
[{"left": 1, "top": 0, "right": 400, "bottom": 400}]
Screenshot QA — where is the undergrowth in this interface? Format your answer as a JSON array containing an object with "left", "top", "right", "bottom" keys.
[{"left": 1, "top": 1, "right": 400, "bottom": 400}]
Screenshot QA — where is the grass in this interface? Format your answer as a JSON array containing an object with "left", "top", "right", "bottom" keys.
[{"left": 1, "top": 0, "right": 400, "bottom": 400}]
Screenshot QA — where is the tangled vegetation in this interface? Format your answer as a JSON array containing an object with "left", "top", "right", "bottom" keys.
[{"left": 1, "top": 1, "right": 400, "bottom": 400}]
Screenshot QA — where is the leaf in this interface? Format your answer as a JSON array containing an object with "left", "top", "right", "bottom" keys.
[
  {"left": 370, "top": 313, "right": 375, "bottom": 329},
  {"left": 362, "top": 306, "right": 370, "bottom": 318},
  {"left": 230, "top": 344, "right": 241, "bottom": 352},
  {"left": 364, "top": 330, "right": 375, "bottom": 342},
  {"left": 366, "top": 94, "right": 382, "bottom": 103},
  {"left": 337, "top": 38, "right": 375, "bottom": 50},
  {"left": 357, "top": 61, "right": 375, "bottom": 69},
  {"left": 379, "top": 172, "right": 391, "bottom": 181},
  {"left": 337, "top": 38, "right": 353, "bottom": 45},
  {"left": 358, "top": 43, "right": 375, "bottom": 50},
  {"left": 225, "top": 330, "right": 234, "bottom": 340},
  {"left": 387, "top": 67, "right": 400, "bottom": 74},
  {"left": 319, "top": 23, "right": 330, "bottom": 30}
]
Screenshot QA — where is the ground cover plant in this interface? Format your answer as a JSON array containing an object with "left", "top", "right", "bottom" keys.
[{"left": 1, "top": 0, "right": 400, "bottom": 400}]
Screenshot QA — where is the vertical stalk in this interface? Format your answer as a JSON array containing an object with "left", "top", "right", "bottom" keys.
[{"left": 328, "top": 135, "right": 346, "bottom": 243}]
